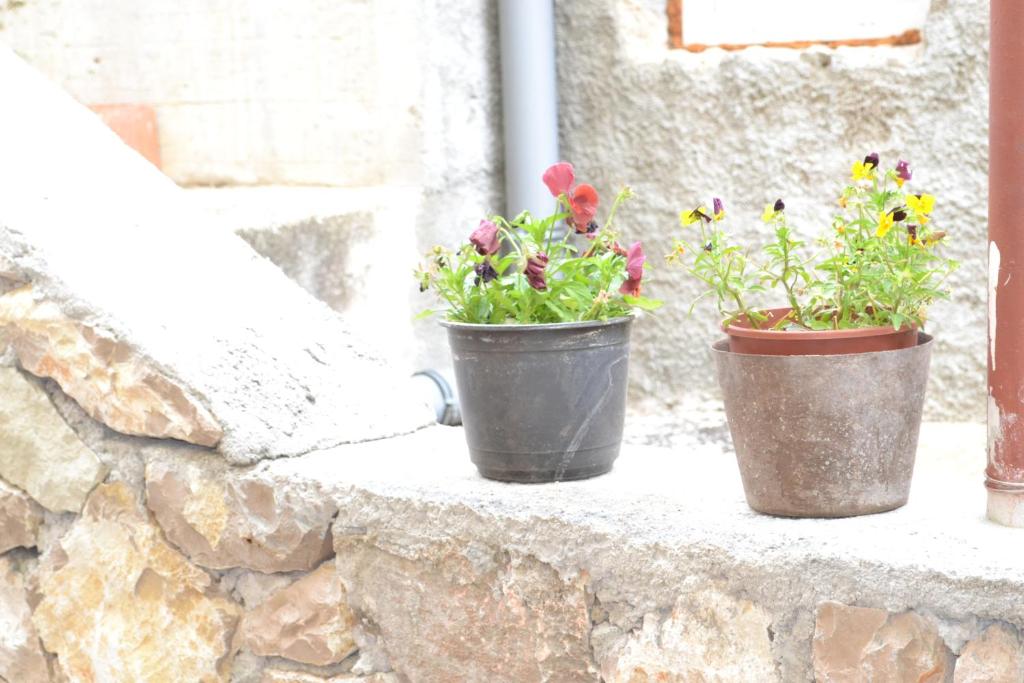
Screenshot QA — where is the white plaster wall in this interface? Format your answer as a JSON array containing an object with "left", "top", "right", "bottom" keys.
[
  {"left": 0, "top": 0, "right": 418, "bottom": 186},
  {"left": 0, "top": 0, "right": 504, "bottom": 375},
  {"left": 555, "top": 0, "right": 988, "bottom": 421},
  {"left": 0, "top": 0, "right": 988, "bottom": 420}
]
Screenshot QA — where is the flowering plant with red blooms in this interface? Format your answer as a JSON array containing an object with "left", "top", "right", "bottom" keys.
[{"left": 416, "top": 162, "right": 661, "bottom": 324}]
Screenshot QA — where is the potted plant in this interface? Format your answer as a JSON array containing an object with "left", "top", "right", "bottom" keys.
[
  {"left": 668, "top": 155, "right": 958, "bottom": 517},
  {"left": 417, "top": 162, "right": 660, "bottom": 483}
]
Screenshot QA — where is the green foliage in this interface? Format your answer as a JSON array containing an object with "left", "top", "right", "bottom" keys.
[
  {"left": 416, "top": 188, "right": 661, "bottom": 324},
  {"left": 668, "top": 158, "right": 959, "bottom": 330}
]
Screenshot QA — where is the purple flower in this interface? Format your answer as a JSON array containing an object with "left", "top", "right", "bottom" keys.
[
  {"left": 713, "top": 197, "right": 724, "bottom": 217},
  {"left": 891, "top": 208, "right": 907, "bottom": 222},
  {"left": 864, "top": 152, "right": 880, "bottom": 169},
  {"left": 773, "top": 198, "right": 785, "bottom": 212},
  {"left": 474, "top": 259, "right": 497, "bottom": 285},
  {"left": 525, "top": 253, "right": 549, "bottom": 291},
  {"left": 470, "top": 220, "right": 500, "bottom": 255},
  {"left": 896, "top": 159, "right": 912, "bottom": 183}
]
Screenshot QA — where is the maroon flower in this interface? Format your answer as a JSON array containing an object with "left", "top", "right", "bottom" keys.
[
  {"left": 896, "top": 159, "right": 912, "bottom": 183},
  {"left": 525, "top": 252, "right": 549, "bottom": 291},
  {"left": 864, "top": 152, "right": 880, "bottom": 168},
  {"left": 470, "top": 219, "right": 500, "bottom": 255},
  {"left": 618, "top": 241, "right": 645, "bottom": 297},
  {"left": 474, "top": 259, "right": 498, "bottom": 285},
  {"left": 773, "top": 198, "right": 785, "bottom": 212}
]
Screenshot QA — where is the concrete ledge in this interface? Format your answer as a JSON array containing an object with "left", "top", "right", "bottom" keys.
[{"left": 143, "top": 418, "right": 1017, "bottom": 680}]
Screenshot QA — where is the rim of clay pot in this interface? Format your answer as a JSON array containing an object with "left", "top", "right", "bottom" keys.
[
  {"left": 722, "top": 307, "right": 914, "bottom": 339},
  {"left": 440, "top": 315, "right": 632, "bottom": 332},
  {"left": 710, "top": 332, "right": 933, "bottom": 357}
]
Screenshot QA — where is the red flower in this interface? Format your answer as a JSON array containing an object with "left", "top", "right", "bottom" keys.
[
  {"left": 525, "top": 252, "right": 549, "bottom": 291},
  {"left": 568, "top": 184, "right": 599, "bottom": 232},
  {"left": 618, "top": 241, "right": 645, "bottom": 297},
  {"left": 542, "top": 162, "right": 575, "bottom": 197},
  {"left": 469, "top": 219, "right": 500, "bottom": 255},
  {"left": 541, "top": 162, "right": 600, "bottom": 234}
]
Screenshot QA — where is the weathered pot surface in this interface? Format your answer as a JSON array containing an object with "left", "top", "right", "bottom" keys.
[
  {"left": 712, "top": 333, "right": 933, "bottom": 518},
  {"left": 443, "top": 316, "right": 631, "bottom": 483},
  {"left": 724, "top": 307, "right": 918, "bottom": 356}
]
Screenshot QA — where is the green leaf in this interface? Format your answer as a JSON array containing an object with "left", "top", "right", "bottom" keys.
[{"left": 623, "top": 295, "right": 664, "bottom": 311}]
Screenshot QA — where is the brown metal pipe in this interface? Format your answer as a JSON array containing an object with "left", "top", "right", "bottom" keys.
[{"left": 988, "top": 0, "right": 1024, "bottom": 525}]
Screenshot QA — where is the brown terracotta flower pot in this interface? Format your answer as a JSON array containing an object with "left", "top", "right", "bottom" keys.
[
  {"left": 712, "top": 333, "right": 933, "bottom": 518},
  {"left": 724, "top": 307, "right": 918, "bottom": 356}
]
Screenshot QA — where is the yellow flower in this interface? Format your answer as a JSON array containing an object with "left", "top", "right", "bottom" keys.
[
  {"left": 665, "top": 242, "right": 686, "bottom": 263},
  {"left": 851, "top": 161, "right": 875, "bottom": 181},
  {"left": 876, "top": 211, "right": 894, "bottom": 237},
  {"left": 906, "top": 193, "right": 936, "bottom": 222},
  {"left": 838, "top": 195, "right": 848, "bottom": 208},
  {"left": 761, "top": 204, "right": 776, "bottom": 222},
  {"left": 680, "top": 206, "right": 710, "bottom": 226},
  {"left": 836, "top": 224, "right": 846, "bottom": 234}
]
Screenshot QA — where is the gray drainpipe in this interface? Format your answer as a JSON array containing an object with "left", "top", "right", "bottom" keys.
[
  {"left": 498, "top": 0, "right": 561, "bottom": 219},
  {"left": 414, "top": 0, "right": 560, "bottom": 426}
]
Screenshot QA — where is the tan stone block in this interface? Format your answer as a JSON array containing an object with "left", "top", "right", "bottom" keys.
[
  {"left": 32, "top": 482, "right": 241, "bottom": 682},
  {"left": 0, "top": 557, "right": 49, "bottom": 682},
  {"left": 145, "top": 458, "right": 334, "bottom": 572},
  {"left": 0, "top": 478, "right": 43, "bottom": 552},
  {"left": 814, "top": 601, "right": 954, "bottom": 683},
  {"left": 334, "top": 533, "right": 598, "bottom": 683},
  {"left": 241, "top": 562, "right": 357, "bottom": 666},
  {"left": 0, "top": 287, "right": 222, "bottom": 447},
  {"left": 260, "top": 671, "right": 402, "bottom": 683},
  {"left": 0, "top": 365, "right": 107, "bottom": 512},
  {"left": 599, "top": 588, "right": 779, "bottom": 682},
  {"left": 954, "top": 623, "right": 1024, "bottom": 683}
]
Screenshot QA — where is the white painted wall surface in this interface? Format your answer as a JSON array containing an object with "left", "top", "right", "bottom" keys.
[{"left": 0, "top": 0, "right": 990, "bottom": 420}]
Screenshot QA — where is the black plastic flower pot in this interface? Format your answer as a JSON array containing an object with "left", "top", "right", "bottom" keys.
[{"left": 442, "top": 317, "right": 632, "bottom": 483}]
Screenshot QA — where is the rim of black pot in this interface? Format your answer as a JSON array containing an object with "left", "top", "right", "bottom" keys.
[{"left": 439, "top": 315, "right": 633, "bottom": 332}]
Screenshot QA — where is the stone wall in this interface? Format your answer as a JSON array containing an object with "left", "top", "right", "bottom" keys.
[{"left": 4, "top": 380, "right": 1024, "bottom": 682}]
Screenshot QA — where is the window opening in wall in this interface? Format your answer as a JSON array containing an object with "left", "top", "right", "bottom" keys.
[{"left": 667, "top": 0, "right": 928, "bottom": 52}]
